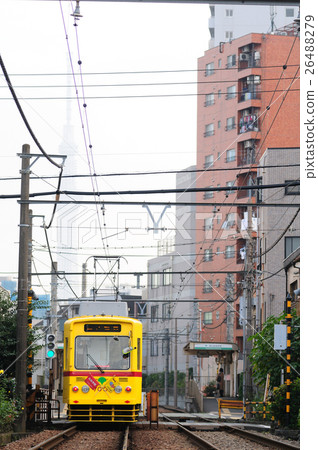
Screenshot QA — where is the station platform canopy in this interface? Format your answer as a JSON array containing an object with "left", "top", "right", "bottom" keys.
[{"left": 183, "top": 341, "right": 238, "bottom": 358}]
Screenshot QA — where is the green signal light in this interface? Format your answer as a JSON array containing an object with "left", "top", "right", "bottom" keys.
[{"left": 47, "top": 350, "right": 55, "bottom": 358}]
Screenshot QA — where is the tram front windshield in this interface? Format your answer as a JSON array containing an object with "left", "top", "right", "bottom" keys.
[{"left": 75, "top": 336, "right": 130, "bottom": 370}]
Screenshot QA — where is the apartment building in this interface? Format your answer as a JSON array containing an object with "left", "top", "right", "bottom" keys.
[{"left": 195, "top": 27, "right": 299, "bottom": 392}]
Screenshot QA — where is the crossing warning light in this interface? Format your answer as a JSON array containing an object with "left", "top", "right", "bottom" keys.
[{"left": 46, "top": 334, "right": 56, "bottom": 358}]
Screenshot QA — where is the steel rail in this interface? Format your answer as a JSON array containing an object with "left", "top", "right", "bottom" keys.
[
  {"left": 161, "top": 414, "right": 220, "bottom": 450},
  {"left": 30, "top": 425, "right": 78, "bottom": 449},
  {"left": 122, "top": 424, "right": 130, "bottom": 450},
  {"left": 221, "top": 425, "right": 300, "bottom": 450}
]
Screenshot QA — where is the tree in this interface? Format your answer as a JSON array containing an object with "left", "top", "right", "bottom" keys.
[
  {"left": 0, "top": 289, "right": 17, "bottom": 377},
  {"left": 249, "top": 310, "right": 300, "bottom": 389},
  {"left": 0, "top": 289, "right": 41, "bottom": 378}
]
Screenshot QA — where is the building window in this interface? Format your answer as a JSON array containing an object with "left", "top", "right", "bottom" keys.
[
  {"left": 218, "top": 89, "right": 222, "bottom": 99},
  {"left": 162, "top": 303, "right": 171, "bottom": 321},
  {"left": 203, "top": 280, "right": 213, "bottom": 293},
  {"left": 216, "top": 311, "right": 220, "bottom": 320},
  {"left": 205, "top": 62, "right": 215, "bottom": 76},
  {"left": 204, "top": 186, "right": 214, "bottom": 199},
  {"left": 285, "top": 237, "right": 300, "bottom": 258},
  {"left": 226, "top": 148, "right": 236, "bottom": 162},
  {"left": 210, "top": 27, "right": 215, "bottom": 39},
  {"left": 151, "top": 273, "right": 160, "bottom": 288},
  {"left": 225, "top": 245, "right": 235, "bottom": 259},
  {"left": 286, "top": 8, "right": 294, "bottom": 17},
  {"left": 204, "top": 154, "right": 214, "bottom": 168},
  {"left": 226, "top": 180, "right": 235, "bottom": 194},
  {"left": 204, "top": 249, "right": 213, "bottom": 261},
  {"left": 150, "top": 339, "right": 158, "bottom": 356},
  {"left": 218, "top": 120, "right": 221, "bottom": 129},
  {"left": 225, "top": 116, "right": 236, "bottom": 131},
  {"left": 285, "top": 180, "right": 300, "bottom": 195},
  {"left": 226, "top": 85, "right": 236, "bottom": 99},
  {"left": 204, "top": 217, "right": 213, "bottom": 231},
  {"left": 218, "top": 59, "right": 222, "bottom": 68},
  {"left": 226, "top": 9, "right": 233, "bottom": 17},
  {"left": 205, "top": 93, "right": 215, "bottom": 106},
  {"left": 223, "top": 212, "right": 236, "bottom": 228},
  {"left": 151, "top": 305, "right": 159, "bottom": 323},
  {"left": 225, "top": 31, "right": 233, "bottom": 40},
  {"left": 204, "top": 123, "right": 215, "bottom": 137},
  {"left": 204, "top": 311, "right": 213, "bottom": 324},
  {"left": 163, "top": 268, "right": 172, "bottom": 286},
  {"left": 227, "top": 54, "right": 236, "bottom": 68},
  {"left": 215, "top": 279, "right": 220, "bottom": 287}
]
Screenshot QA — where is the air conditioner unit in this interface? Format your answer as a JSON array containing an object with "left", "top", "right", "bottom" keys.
[
  {"left": 254, "top": 75, "right": 261, "bottom": 84},
  {"left": 244, "top": 140, "right": 253, "bottom": 148},
  {"left": 239, "top": 53, "right": 249, "bottom": 61},
  {"left": 242, "top": 45, "right": 250, "bottom": 52},
  {"left": 254, "top": 51, "right": 261, "bottom": 60}
]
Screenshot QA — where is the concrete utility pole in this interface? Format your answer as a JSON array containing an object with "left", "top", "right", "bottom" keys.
[
  {"left": 15, "top": 144, "right": 31, "bottom": 432},
  {"left": 174, "top": 318, "right": 178, "bottom": 407},
  {"left": 164, "top": 328, "right": 169, "bottom": 405},
  {"left": 244, "top": 205, "right": 255, "bottom": 403}
]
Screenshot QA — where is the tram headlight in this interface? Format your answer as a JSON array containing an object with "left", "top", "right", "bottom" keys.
[
  {"left": 114, "top": 385, "right": 122, "bottom": 394},
  {"left": 82, "top": 385, "right": 90, "bottom": 393}
]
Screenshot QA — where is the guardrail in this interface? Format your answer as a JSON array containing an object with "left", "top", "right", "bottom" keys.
[{"left": 218, "top": 399, "right": 243, "bottom": 419}]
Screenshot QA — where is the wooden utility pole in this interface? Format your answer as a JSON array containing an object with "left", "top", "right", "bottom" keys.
[{"left": 15, "top": 144, "right": 31, "bottom": 432}]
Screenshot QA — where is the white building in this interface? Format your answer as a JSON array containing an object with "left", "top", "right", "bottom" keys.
[{"left": 208, "top": 2, "right": 299, "bottom": 48}]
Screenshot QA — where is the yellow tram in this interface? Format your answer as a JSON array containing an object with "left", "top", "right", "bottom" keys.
[{"left": 63, "top": 315, "right": 142, "bottom": 422}]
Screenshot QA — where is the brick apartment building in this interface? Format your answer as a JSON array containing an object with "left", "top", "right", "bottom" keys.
[{"left": 195, "top": 27, "right": 299, "bottom": 393}]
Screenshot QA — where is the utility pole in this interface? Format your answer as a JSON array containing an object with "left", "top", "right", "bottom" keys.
[
  {"left": 164, "top": 328, "right": 169, "bottom": 405},
  {"left": 185, "top": 323, "right": 189, "bottom": 399},
  {"left": 15, "top": 144, "right": 31, "bottom": 432},
  {"left": 174, "top": 318, "right": 177, "bottom": 407},
  {"left": 244, "top": 204, "right": 255, "bottom": 404}
]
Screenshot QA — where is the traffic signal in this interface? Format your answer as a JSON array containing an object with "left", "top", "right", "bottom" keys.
[{"left": 46, "top": 334, "right": 56, "bottom": 358}]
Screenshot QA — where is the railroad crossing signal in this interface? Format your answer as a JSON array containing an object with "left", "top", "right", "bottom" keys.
[{"left": 46, "top": 334, "right": 56, "bottom": 358}]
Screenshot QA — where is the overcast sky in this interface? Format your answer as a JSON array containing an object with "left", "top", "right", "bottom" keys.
[{"left": 0, "top": 0, "right": 211, "bottom": 296}]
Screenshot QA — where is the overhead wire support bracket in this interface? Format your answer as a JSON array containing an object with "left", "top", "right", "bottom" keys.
[{"left": 17, "top": 153, "right": 67, "bottom": 173}]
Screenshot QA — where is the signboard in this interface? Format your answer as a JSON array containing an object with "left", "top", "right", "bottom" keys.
[
  {"left": 274, "top": 324, "right": 287, "bottom": 350},
  {"left": 194, "top": 343, "right": 234, "bottom": 351}
]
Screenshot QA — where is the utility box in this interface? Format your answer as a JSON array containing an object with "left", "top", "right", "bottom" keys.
[{"left": 274, "top": 324, "right": 287, "bottom": 350}]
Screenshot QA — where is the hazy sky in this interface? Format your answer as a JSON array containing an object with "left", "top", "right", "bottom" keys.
[{"left": 0, "top": 0, "right": 210, "bottom": 295}]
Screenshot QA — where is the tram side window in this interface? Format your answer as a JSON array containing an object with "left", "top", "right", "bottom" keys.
[{"left": 75, "top": 336, "right": 130, "bottom": 370}]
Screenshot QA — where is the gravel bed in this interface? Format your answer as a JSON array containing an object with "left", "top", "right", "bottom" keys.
[
  {"left": 1, "top": 430, "right": 62, "bottom": 449},
  {"left": 56, "top": 431, "right": 122, "bottom": 449},
  {"left": 195, "top": 430, "right": 272, "bottom": 449},
  {"left": 130, "top": 428, "right": 200, "bottom": 449}
]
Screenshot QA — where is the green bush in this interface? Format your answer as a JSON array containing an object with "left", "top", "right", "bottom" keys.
[
  {"left": 203, "top": 381, "right": 216, "bottom": 397},
  {"left": 0, "top": 381, "right": 21, "bottom": 433},
  {"left": 270, "top": 378, "right": 300, "bottom": 429}
]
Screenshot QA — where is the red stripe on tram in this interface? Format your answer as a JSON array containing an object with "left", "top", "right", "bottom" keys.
[{"left": 63, "top": 371, "right": 142, "bottom": 377}]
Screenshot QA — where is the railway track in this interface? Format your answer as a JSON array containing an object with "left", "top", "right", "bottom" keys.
[
  {"left": 161, "top": 414, "right": 300, "bottom": 450},
  {"left": 29, "top": 425, "right": 129, "bottom": 450}
]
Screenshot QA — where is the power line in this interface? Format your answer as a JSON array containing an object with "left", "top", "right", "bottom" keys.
[
  {"left": 0, "top": 163, "right": 300, "bottom": 182},
  {"left": 0, "top": 88, "right": 299, "bottom": 100},
  {"left": 2, "top": 64, "right": 300, "bottom": 77}
]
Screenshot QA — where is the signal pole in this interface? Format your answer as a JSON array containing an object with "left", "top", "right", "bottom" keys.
[{"left": 15, "top": 144, "right": 31, "bottom": 432}]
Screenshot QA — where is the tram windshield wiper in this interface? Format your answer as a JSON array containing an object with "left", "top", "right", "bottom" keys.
[{"left": 87, "top": 353, "right": 105, "bottom": 373}]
